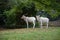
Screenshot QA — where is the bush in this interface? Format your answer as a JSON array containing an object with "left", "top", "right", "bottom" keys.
[
  {"left": 4, "top": 6, "right": 17, "bottom": 28},
  {"left": 3, "top": 0, "right": 36, "bottom": 28}
]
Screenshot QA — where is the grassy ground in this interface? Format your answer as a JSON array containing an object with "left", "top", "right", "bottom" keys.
[{"left": 0, "top": 27, "right": 60, "bottom": 40}]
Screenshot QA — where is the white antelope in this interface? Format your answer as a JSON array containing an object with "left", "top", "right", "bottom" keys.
[
  {"left": 36, "top": 15, "right": 49, "bottom": 28},
  {"left": 21, "top": 15, "right": 36, "bottom": 29}
]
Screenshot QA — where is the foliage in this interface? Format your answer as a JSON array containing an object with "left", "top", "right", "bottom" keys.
[
  {"left": 2, "top": 0, "right": 36, "bottom": 28},
  {"left": 4, "top": 6, "right": 17, "bottom": 26},
  {"left": 0, "top": 0, "right": 8, "bottom": 25},
  {"left": 0, "top": 0, "right": 60, "bottom": 28},
  {"left": 34, "top": 0, "right": 60, "bottom": 20}
]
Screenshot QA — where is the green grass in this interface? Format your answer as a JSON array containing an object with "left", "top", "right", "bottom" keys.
[{"left": 0, "top": 27, "right": 60, "bottom": 40}]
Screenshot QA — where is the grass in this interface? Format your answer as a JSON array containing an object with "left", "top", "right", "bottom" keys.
[{"left": 0, "top": 27, "right": 60, "bottom": 40}]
